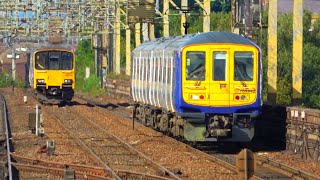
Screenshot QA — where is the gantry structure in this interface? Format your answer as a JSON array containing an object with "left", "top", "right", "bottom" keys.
[{"left": 0, "top": 0, "right": 128, "bottom": 37}]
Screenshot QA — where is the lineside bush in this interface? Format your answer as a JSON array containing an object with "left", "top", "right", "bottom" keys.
[{"left": 75, "top": 39, "right": 104, "bottom": 96}]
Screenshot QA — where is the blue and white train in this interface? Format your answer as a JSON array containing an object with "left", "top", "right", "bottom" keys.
[{"left": 131, "top": 32, "right": 262, "bottom": 142}]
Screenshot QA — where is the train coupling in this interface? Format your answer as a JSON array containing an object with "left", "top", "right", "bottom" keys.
[
  {"left": 48, "top": 87, "right": 60, "bottom": 95},
  {"left": 205, "top": 116, "right": 232, "bottom": 137}
]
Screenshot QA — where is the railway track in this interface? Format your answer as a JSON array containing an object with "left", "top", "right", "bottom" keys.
[
  {"left": 12, "top": 154, "right": 111, "bottom": 179},
  {"left": 44, "top": 103, "right": 181, "bottom": 180},
  {"left": 0, "top": 94, "right": 12, "bottom": 179},
  {"left": 75, "top": 95, "right": 320, "bottom": 180}
]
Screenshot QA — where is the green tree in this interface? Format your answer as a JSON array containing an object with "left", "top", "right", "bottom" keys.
[
  {"left": 257, "top": 10, "right": 320, "bottom": 108},
  {"left": 75, "top": 39, "right": 103, "bottom": 96},
  {"left": 210, "top": 12, "right": 231, "bottom": 31}
]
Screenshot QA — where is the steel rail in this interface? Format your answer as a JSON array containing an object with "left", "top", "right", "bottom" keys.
[
  {"left": 12, "top": 154, "right": 108, "bottom": 176},
  {"left": 75, "top": 95, "right": 320, "bottom": 180},
  {"left": 50, "top": 113, "right": 121, "bottom": 180},
  {"left": 46, "top": 106, "right": 179, "bottom": 180},
  {"left": 13, "top": 153, "right": 173, "bottom": 180},
  {"left": 66, "top": 106, "right": 182, "bottom": 180},
  {"left": 12, "top": 163, "right": 111, "bottom": 180},
  {"left": 257, "top": 155, "right": 320, "bottom": 180},
  {"left": 1, "top": 95, "right": 13, "bottom": 180},
  {"left": 76, "top": 96, "right": 239, "bottom": 174}
]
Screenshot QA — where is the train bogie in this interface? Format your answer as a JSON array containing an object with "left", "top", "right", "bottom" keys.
[{"left": 131, "top": 32, "right": 262, "bottom": 142}]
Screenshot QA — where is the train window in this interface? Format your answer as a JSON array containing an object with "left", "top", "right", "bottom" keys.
[
  {"left": 49, "top": 52, "right": 60, "bottom": 70},
  {"left": 186, "top": 52, "right": 205, "bottom": 80},
  {"left": 213, "top": 52, "right": 226, "bottom": 81},
  {"left": 35, "top": 52, "right": 47, "bottom": 70},
  {"left": 234, "top": 52, "right": 254, "bottom": 81},
  {"left": 61, "top": 52, "right": 73, "bottom": 70}
]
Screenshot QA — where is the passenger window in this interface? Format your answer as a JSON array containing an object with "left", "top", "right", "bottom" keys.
[
  {"left": 186, "top": 52, "right": 205, "bottom": 81},
  {"left": 213, "top": 52, "right": 226, "bottom": 81},
  {"left": 234, "top": 52, "right": 254, "bottom": 81}
]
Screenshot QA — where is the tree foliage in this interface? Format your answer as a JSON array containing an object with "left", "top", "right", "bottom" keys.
[
  {"left": 75, "top": 39, "right": 103, "bottom": 96},
  {"left": 254, "top": 10, "right": 320, "bottom": 108}
]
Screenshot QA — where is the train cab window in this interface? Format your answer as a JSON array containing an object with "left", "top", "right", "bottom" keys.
[
  {"left": 61, "top": 52, "right": 73, "bottom": 70},
  {"left": 213, "top": 52, "right": 226, "bottom": 81},
  {"left": 35, "top": 52, "right": 47, "bottom": 70},
  {"left": 49, "top": 52, "right": 60, "bottom": 70},
  {"left": 234, "top": 52, "right": 254, "bottom": 81},
  {"left": 186, "top": 52, "right": 205, "bottom": 80}
]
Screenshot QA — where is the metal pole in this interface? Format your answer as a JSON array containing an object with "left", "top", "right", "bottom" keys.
[
  {"left": 181, "top": 0, "right": 187, "bottom": 35},
  {"left": 267, "top": 0, "right": 278, "bottom": 104},
  {"left": 36, "top": 105, "right": 39, "bottom": 136},
  {"left": 126, "top": 26, "right": 131, "bottom": 76},
  {"left": 114, "top": 6, "right": 121, "bottom": 74},
  {"left": 102, "top": 33, "right": 108, "bottom": 88},
  {"left": 11, "top": 52, "right": 16, "bottom": 81},
  {"left": 94, "top": 34, "right": 99, "bottom": 75},
  {"left": 149, "top": 23, "right": 155, "bottom": 40},
  {"left": 142, "top": 23, "right": 149, "bottom": 42},
  {"left": 292, "top": 0, "right": 303, "bottom": 105},
  {"left": 163, "top": 0, "right": 169, "bottom": 37},
  {"left": 203, "top": 0, "right": 211, "bottom": 32},
  {"left": 135, "top": 23, "right": 141, "bottom": 47}
]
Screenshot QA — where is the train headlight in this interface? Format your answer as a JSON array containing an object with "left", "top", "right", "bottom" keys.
[
  {"left": 37, "top": 79, "right": 45, "bottom": 83},
  {"left": 64, "top": 79, "right": 73, "bottom": 84},
  {"left": 241, "top": 95, "right": 246, "bottom": 100}
]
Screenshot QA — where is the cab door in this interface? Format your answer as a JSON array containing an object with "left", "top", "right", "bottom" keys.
[
  {"left": 182, "top": 49, "right": 209, "bottom": 106},
  {"left": 209, "top": 49, "right": 230, "bottom": 107}
]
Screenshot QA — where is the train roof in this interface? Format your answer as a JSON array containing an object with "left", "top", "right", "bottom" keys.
[
  {"left": 28, "top": 43, "right": 75, "bottom": 53},
  {"left": 133, "top": 31, "right": 258, "bottom": 52}
]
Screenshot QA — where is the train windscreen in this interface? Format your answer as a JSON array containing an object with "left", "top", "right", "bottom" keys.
[
  {"left": 186, "top": 51, "right": 206, "bottom": 81},
  {"left": 234, "top": 52, "right": 253, "bottom": 81},
  {"left": 35, "top": 51, "right": 73, "bottom": 70}
]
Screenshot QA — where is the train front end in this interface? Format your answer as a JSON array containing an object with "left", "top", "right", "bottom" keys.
[
  {"left": 177, "top": 42, "right": 262, "bottom": 142},
  {"left": 32, "top": 50, "right": 75, "bottom": 101}
]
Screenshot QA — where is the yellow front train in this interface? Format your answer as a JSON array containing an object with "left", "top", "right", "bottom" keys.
[{"left": 30, "top": 49, "right": 75, "bottom": 102}]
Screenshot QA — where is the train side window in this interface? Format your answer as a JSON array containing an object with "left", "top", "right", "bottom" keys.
[
  {"left": 186, "top": 51, "right": 205, "bottom": 81},
  {"left": 213, "top": 52, "right": 226, "bottom": 81},
  {"left": 35, "top": 52, "right": 47, "bottom": 70},
  {"left": 234, "top": 52, "right": 254, "bottom": 81},
  {"left": 61, "top": 52, "right": 73, "bottom": 70}
]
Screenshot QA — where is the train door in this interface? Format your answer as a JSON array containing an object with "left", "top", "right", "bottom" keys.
[
  {"left": 209, "top": 49, "right": 230, "bottom": 107},
  {"left": 182, "top": 50, "right": 210, "bottom": 106}
]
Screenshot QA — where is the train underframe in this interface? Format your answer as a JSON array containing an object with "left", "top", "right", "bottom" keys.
[
  {"left": 133, "top": 103, "right": 255, "bottom": 142},
  {"left": 35, "top": 86, "right": 74, "bottom": 104}
]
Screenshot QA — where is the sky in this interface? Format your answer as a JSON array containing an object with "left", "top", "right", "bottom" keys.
[{"left": 278, "top": 0, "right": 320, "bottom": 15}]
